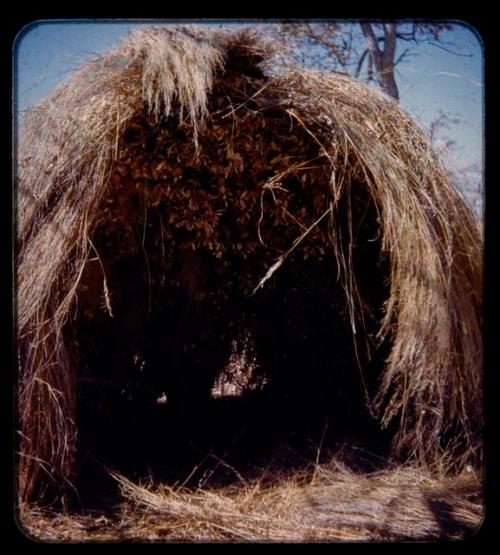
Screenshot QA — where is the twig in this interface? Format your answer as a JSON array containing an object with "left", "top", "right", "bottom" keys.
[
  {"left": 87, "top": 236, "right": 113, "bottom": 318},
  {"left": 253, "top": 205, "right": 332, "bottom": 295}
]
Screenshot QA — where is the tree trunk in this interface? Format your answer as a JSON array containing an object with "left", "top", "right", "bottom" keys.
[{"left": 360, "top": 22, "right": 400, "bottom": 101}]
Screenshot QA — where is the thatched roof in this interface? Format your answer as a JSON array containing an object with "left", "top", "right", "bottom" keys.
[{"left": 16, "top": 26, "right": 483, "bottom": 504}]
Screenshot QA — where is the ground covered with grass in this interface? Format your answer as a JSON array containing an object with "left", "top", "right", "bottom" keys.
[{"left": 19, "top": 444, "right": 483, "bottom": 542}]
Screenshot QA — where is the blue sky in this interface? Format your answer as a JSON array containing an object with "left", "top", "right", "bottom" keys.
[
  {"left": 14, "top": 20, "right": 483, "bottom": 183},
  {"left": 396, "top": 24, "right": 483, "bottom": 177}
]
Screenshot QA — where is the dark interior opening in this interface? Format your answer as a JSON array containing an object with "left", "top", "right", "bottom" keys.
[
  {"left": 73, "top": 233, "right": 391, "bottom": 506},
  {"left": 70, "top": 112, "right": 393, "bottom": 507}
]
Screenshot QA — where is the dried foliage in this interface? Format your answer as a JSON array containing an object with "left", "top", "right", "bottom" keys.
[
  {"left": 19, "top": 455, "right": 483, "bottom": 542},
  {"left": 16, "top": 25, "right": 482, "bottom": 509}
]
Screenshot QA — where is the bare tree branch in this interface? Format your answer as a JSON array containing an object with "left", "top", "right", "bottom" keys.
[
  {"left": 382, "top": 23, "right": 397, "bottom": 67},
  {"left": 395, "top": 47, "right": 411, "bottom": 66},
  {"left": 355, "top": 49, "right": 369, "bottom": 78},
  {"left": 367, "top": 53, "right": 373, "bottom": 81},
  {"left": 278, "top": 21, "right": 468, "bottom": 103},
  {"left": 429, "top": 42, "right": 474, "bottom": 57},
  {"left": 360, "top": 23, "right": 382, "bottom": 56}
]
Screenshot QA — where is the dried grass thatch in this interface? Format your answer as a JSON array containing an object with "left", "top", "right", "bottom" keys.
[
  {"left": 19, "top": 452, "right": 483, "bottom": 542},
  {"left": 16, "top": 25, "right": 483, "bottom": 509}
]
